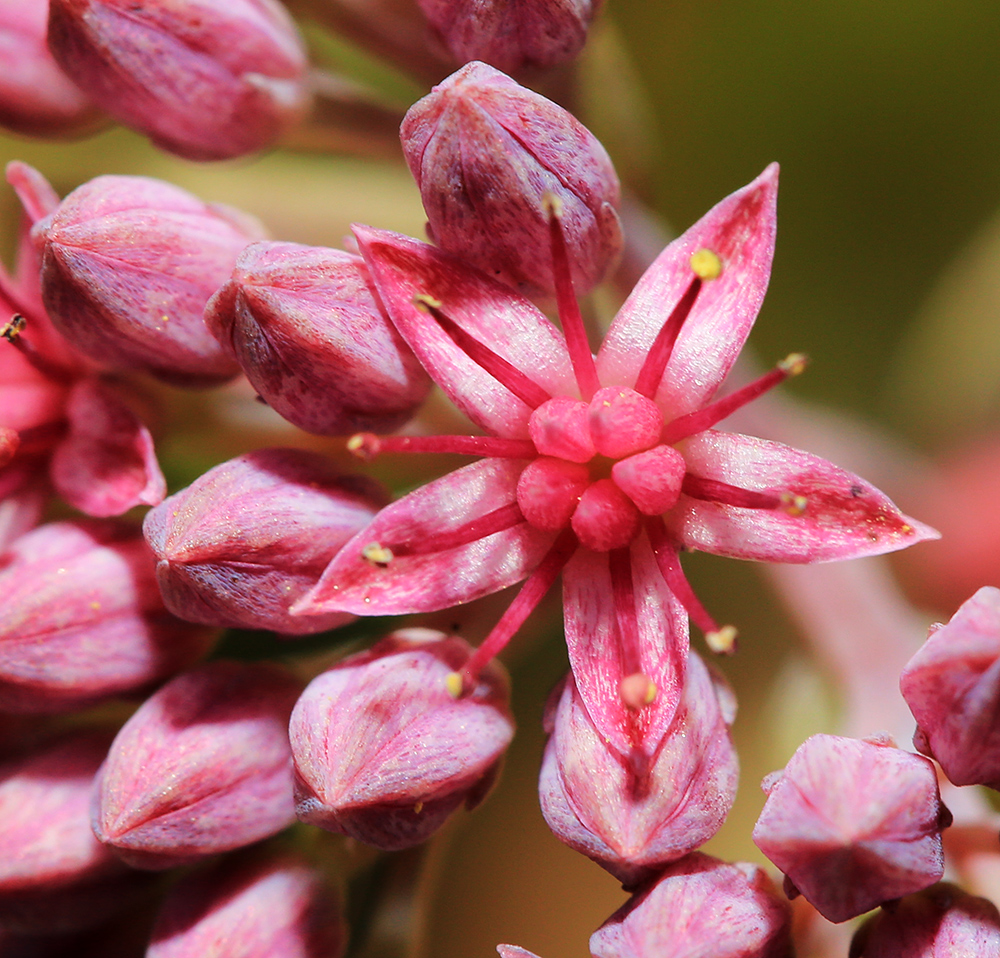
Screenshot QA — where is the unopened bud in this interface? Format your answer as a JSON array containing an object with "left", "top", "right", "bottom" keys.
[
  {"left": 93, "top": 661, "right": 303, "bottom": 869},
  {"left": 290, "top": 630, "right": 514, "bottom": 850},
  {"left": 401, "top": 61, "right": 621, "bottom": 298},
  {"left": 753, "top": 734, "right": 950, "bottom": 923},
  {"left": 205, "top": 242, "right": 431, "bottom": 435},
  {"left": 47, "top": 0, "right": 309, "bottom": 160}
]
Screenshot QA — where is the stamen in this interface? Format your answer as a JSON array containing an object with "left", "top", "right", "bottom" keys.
[
  {"left": 382, "top": 502, "right": 525, "bottom": 558},
  {"left": 632, "top": 278, "right": 702, "bottom": 399},
  {"left": 681, "top": 475, "right": 782, "bottom": 510},
  {"left": 458, "top": 527, "right": 578, "bottom": 689},
  {"left": 660, "top": 353, "right": 809, "bottom": 444},
  {"left": 544, "top": 193, "right": 600, "bottom": 401},
  {"left": 361, "top": 543, "right": 394, "bottom": 566},
  {"left": 414, "top": 295, "right": 552, "bottom": 409},
  {"left": 348, "top": 432, "right": 536, "bottom": 461},
  {"left": 620, "top": 672, "right": 657, "bottom": 710},
  {"left": 609, "top": 547, "right": 642, "bottom": 679},
  {"left": 1, "top": 314, "right": 75, "bottom": 382}
]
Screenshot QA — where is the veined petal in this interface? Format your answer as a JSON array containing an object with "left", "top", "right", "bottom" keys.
[
  {"left": 562, "top": 535, "right": 688, "bottom": 758},
  {"left": 597, "top": 165, "right": 778, "bottom": 419},
  {"left": 353, "top": 226, "right": 577, "bottom": 439},
  {"left": 668, "top": 430, "right": 939, "bottom": 562},
  {"left": 295, "top": 458, "right": 554, "bottom": 615}
]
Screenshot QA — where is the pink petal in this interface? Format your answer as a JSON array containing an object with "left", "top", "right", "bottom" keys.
[
  {"left": 597, "top": 165, "right": 778, "bottom": 419},
  {"left": 50, "top": 377, "right": 165, "bottom": 517},
  {"left": 667, "top": 430, "right": 939, "bottom": 562},
  {"left": 561, "top": 534, "right": 689, "bottom": 757},
  {"left": 352, "top": 226, "right": 577, "bottom": 438},
  {"left": 296, "top": 458, "right": 554, "bottom": 615}
]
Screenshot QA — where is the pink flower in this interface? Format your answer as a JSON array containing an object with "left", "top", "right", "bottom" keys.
[{"left": 295, "top": 165, "right": 936, "bottom": 746}]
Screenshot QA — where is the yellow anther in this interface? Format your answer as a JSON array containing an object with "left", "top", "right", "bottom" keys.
[
  {"left": 347, "top": 432, "right": 380, "bottom": 460},
  {"left": 413, "top": 801, "right": 424, "bottom": 814},
  {"left": 778, "top": 352, "right": 809, "bottom": 376},
  {"left": 413, "top": 293, "right": 443, "bottom": 312},
  {"left": 620, "top": 672, "right": 657, "bottom": 710},
  {"left": 445, "top": 672, "right": 464, "bottom": 699},
  {"left": 542, "top": 191, "right": 564, "bottom": 219},
  {"left": 361, "top": 542, "right": 393, "bottom": 566},
  {"left": 705, "top": 625, "right": 738, "bottom": 655},
  {"left": 1, "top": 314, "right": 26, "bottom": 342},
  {"left": 690, "top": 248, "right": 722, "bottom": 280},
  {"left": 780, "top": 492, "right": 808, "bottom": 517}
]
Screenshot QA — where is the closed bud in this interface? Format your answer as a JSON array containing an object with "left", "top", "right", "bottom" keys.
[
  {"left": 850, "top": 884, "right": 1000, "bottom": 957},
  {"left": 753, "top": 734, "right": 950, "bottom": 924},
  {"left": 400, "top": 61, "right": 621, "bottom": 298},
  {"left": 144, "top": 448, "right": 387, "bottom": 634},
  {"left": 148, "top": 847, "right": 346, "bottom": 958},
  {"left": 539, "top": 653, "right": 738, "bottom": 887},
  {"left": 416, "top": 0, "right": 600, "bottom": 74},
  {"left": 589, "top": 854, "right": 792, "bottom": 958},
  {"left": 92, "top": 661, "right": 303, "bottom": 869},
  {"left": 0, "top": 519, "right": 214, "bottom": 714},
  {"left": 206, "top": 242, "right": 431, "bottom": 435},
  {"left": 900, "top": 586, "right": 1000, "bottom": 789},
  {"left": 290, "top": 629, "right": 514, "bottom": 850},
  {"left": 24, "top": 170, "right": 265, "bottom": 385},
  {"left": 47, "top": 0, "right": 309, "bottom": 160}
]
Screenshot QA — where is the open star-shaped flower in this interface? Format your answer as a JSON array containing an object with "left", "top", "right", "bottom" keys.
[{"left": 295, "top": 165, "right": 935, "bottom": 749}]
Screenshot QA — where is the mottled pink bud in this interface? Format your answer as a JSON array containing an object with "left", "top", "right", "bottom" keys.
[
  {"left": 144, "top": 448, "right": 387, "bottom": 635},
  {"left": 753, "top": 734, "right": 950, "bottom": 924},
  {"left": 92, "top": 661, "right": 303, "bottom": 869},
  {"left": 205, "top": 242, "right": 431, "bottom": 435},
  {"left": 24, "top": 171, "right": 265, "bottom": 385},
  {"left": 416, "top": 0, "right": 600, "bottom": 74},
  {"left": 588, "top": 854, "right": 792, "bottom": 958},
  {"left": 400, "top": 61, "right": 621, "bottom": 298},
  {"left": 290, "top": 629, "right": 514, "bottom": 850},
  {"left": 900, "top": 586, "right": 1000, "bottom": 789},
  {"left": 0, "top": 0, "right": 104, "bottom": 137},
  {"left": 0, "top": 519, "right": 214, "bottom": 713},
  {"left": 0, "top": 731, "right": 145, "bottom": 935},
  {"left": 850, "top": 883, "right": 1000, "bottom": 957},
  {"left": 148, "top": 848, "right": 345, "bottom": 958},
  {"left": 47, "top": 0, "right": 309, "bottom": 160},
  {"left": 539, "top": 653, "right": 738, "bottom": 886}
]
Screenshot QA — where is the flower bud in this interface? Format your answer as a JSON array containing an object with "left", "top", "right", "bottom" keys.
[
  {"left": 900, "top": 586, "right": 1000, "bottom": 789},
  {"left": 538, "top": 653, "right": 738, "bottom": 887},
  {"left": 753, "top": 734, "right": 950, "bottom": 924},
  {"left": 144, "top": 448, "right": 388, "bottom": 634},
  {"left": 47, "top": 0, "right": 309, "bottom": 160},
  {"left": 25, "top": 171, "right": 265, "bottom": 385},
  {"left": 0, "top": 519, "right": 215, "bottom": 714},
  {"left": 0, "top": 0, "right": 105, "bottom": 137},
  {"left": 400, "top": 61, "right": 621, "bottom": 298},
  {"left": 850, "top": 884, "right": 1000, "bottom": 957},
  {"left": 416, "top": 0, "right": 600, "bottom": 74},
  {"left": 290, "top": 629, "right": 514, "bottom": 850},
  {"left": 205, "top": 242, "right": 431, "bottom": 435},
  {"left": 92, "top": 661, "right": 303, "bottom": 870},
  {"left": 588, "top": 853, "right": 792, "bottom": 958},
  {"left": 148, "top": 847, "right": 345, "bottom": 958}
]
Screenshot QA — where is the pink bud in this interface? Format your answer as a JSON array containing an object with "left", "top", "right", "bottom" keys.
[
  {"left": 539, "top": 653, "right": 738, "bottom": 887},
  {"left": 589, "top": 853, "right": 792, "bottom": 958},
  {"left": 850, "top": 883, "right": 1000, "bottom": 957},
  {"left": 400, "top": 61, "right": 621, "bottom": 298},
  {"left": 205, "top": 242, "right": 431, "bottom": 435},
  {"left": 290, "top": 629, "right": 514, "bottom": 850},
  {"left": 144, "top": 448, "right": 387, "bottom": 634},
  {"left": 47, "top": 0, "right": 309, "bottom": 160},
  {"left": 416, "top": 0, "right": 600, "bottom": 74},
  {"left": 92, "top": 661, "right": 303, "bottom": 870},
  {"left": 752, "top": 734, "right": 950, "bottom": 924},
  {"left": 0, "top": 0, "right": 104, "bottom": 137},
  {"left": 900, "top": 586, "right": 1000, "bottom": 789},
  {"left": 26, "top": 171, "right": 265, "bottom": 385},
  {"left": 148, "top": 848, "right": 346, "bottom": 958},
  {"left": 0, "top": 519, "right": 215, "bottom": 714}
]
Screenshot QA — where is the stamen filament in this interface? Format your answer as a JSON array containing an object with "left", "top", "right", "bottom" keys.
[
  {"left": 681, "top": 475, "right": 783, "bottom": 510},
  {"left": 348, "top": 433, "right": 536, "bottom": 461},
  {"left": 608, "top": 547, "right": 642, "bottom": 679},
  {"left": 385, "top": 502, "right": 525, "bottom": 557},
  {"left": 460, "top": 527, "right": 578, "bottom": 687},
  {"left": 545, "top": 195, "right": 600, "bottom": 401},
  {"left": 660, "top": 353, "right": 808, "bottom": 444},
  {"left": 1, "top": 314, "right": 75, "bottom": 382},
  {"left": 415, "top": 296, "right": 552, "bottom": 409},
  {"left": 632, "top": 277, "right": 703, "bottom": 399}
]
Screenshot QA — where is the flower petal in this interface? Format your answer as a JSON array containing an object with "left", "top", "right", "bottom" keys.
[
  {"left": 668, "top": 430, "right": 939, "bottom": 562},
  {"left": 597, "top": 164, "right": 778, "bottom": 419},
  {"left": 353, "top": 226, "right": 577, "bottom": 438},
  {"left": 562, "top": 534, "right": 688, "bottom": 757},
  {"left": 296, "top": 458, "right": 554, "bottom": 615}
]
